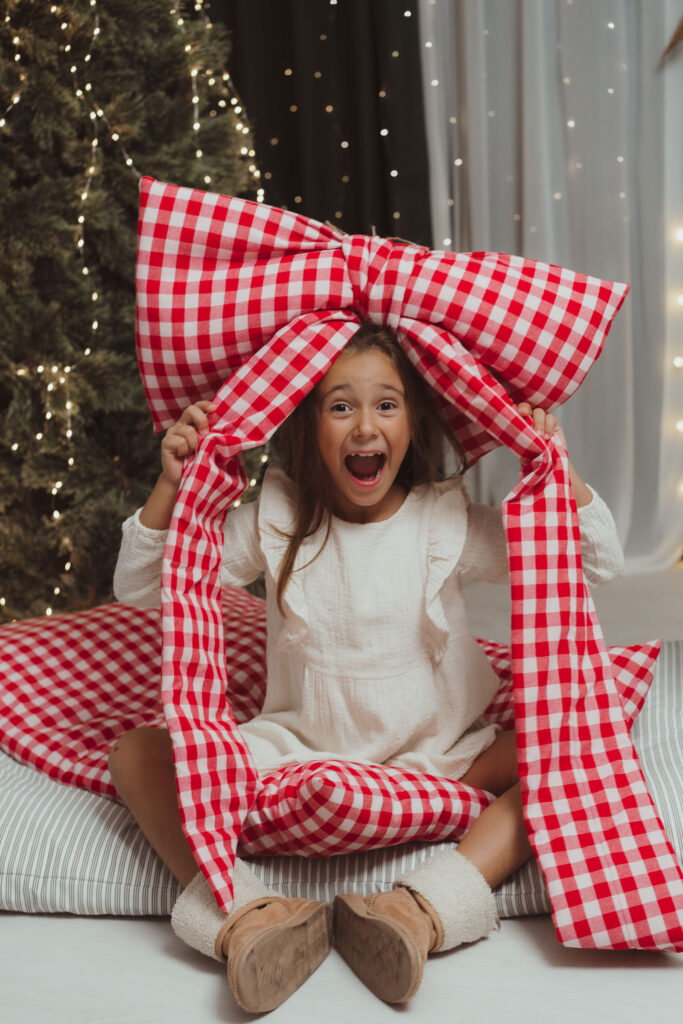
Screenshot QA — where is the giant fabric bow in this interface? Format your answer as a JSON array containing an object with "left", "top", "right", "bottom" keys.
[{"left": 136, "top": 177, "right": 683, "bottom": 950}]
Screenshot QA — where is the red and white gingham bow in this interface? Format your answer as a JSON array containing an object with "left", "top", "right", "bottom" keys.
[{"left": 136, "top": 177, "right": 683, "bottom": 949}]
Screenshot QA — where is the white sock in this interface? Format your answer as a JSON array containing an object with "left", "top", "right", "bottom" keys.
[
  {"left": 171, "top": 858, "right": 283, "bottom": 961},
  {"left": 395, "top": 848, "right": 499, "bottom": 951}
]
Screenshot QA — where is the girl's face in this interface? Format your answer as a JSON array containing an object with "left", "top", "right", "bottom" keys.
[{"left": 316, "top": 347, "right": 412, "bottom": 523}]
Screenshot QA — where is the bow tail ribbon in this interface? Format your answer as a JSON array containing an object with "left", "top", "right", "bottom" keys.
[
  {"left": 161, "top": 313, "right": 358, "bottom": 910},
  {"left": 398, "top": 321, "right": 683, "bottom": 949},
  {"left": 504, "top": 446, "right": 683, "bottom": 949}
]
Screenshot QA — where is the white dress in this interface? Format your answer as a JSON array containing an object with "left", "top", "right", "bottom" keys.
[{"left": 114, "top": 468, "right": 624, "bottom": 780}]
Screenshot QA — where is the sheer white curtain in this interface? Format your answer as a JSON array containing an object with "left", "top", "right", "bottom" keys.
[{"left": 418, "top": 0, "right": 683, "bottom": 572}]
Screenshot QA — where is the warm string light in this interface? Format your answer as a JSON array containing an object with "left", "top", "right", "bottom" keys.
[
  {"left": 172, "top": 2, "right": 263, "bottom": 198},
  {"left": 425, "top": 14, "right": 633, "bottom": 244},
  {"left": 674, "top": 226, "right": 683, "bottom": 498},
  {"left": 231, "top": 452, "right": 270, "bottom": 509},
  {"left": 4, "top": 364, "right": 76, "bottom": 616},
  {"left": 0, "top": 10, "right": 28, "bottom": 130},
  {"left": 271, "top": 13, "right": 412, "bottom": 227},
  {"left": 3, "top": 3, "right": 261, "bottom": 619}
]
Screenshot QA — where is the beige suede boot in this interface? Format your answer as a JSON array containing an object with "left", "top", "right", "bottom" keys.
[
  {"left": 216, "top": 895, "right": 332, "bottom": 1012},
  {"left": 333, "top": 849, "right": 498, "bottom": 1004},
  {"left": 171, "top": 861, "right": 332, "bottom": 1013},
  {"left": 333, "top": 886, "right": 442, "bottom": 1003}
]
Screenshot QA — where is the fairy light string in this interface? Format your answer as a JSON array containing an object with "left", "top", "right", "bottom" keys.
[{"left": 1, "top": 2, "right": 261, "bottom": 618}]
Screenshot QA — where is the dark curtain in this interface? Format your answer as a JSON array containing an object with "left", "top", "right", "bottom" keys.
[{"left": 212, "top": 0, "right": 433, "bottom": 245}]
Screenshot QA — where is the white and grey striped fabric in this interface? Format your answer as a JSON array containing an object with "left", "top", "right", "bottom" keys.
[{"left": 1, "top": 642, "right": 680, "bottom": 918}]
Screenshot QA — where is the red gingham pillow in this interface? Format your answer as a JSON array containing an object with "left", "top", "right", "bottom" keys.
[{"left": 0, "top": 597, "right": 654, "bottom": 855}]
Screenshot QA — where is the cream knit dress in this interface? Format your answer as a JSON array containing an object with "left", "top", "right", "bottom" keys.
[{"left": 113, "top": 467, "right": 624, "bottom": 780}]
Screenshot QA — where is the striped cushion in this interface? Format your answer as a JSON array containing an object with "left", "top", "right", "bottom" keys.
[{"left": 1, "top": 641, "right": 680, "bottom": 918}]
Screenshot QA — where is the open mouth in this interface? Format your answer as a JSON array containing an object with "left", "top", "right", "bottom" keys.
[{"left": 344, "top": 451, "right": 386, "bottom": 483}]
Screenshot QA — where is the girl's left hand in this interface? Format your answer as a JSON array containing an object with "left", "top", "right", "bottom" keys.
[{"left": 517, "top": 403, "right": 567, "bottom": 448}]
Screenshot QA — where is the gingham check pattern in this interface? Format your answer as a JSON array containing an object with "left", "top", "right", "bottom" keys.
[
  {"left": 134, "top": 177, "right": 682, "bottom": 946},
  {"left": 0, "top": 587, "right": 266, "bottom": 797},
  {"left": 0, "top": 598, "right": 649, "bottom": 793},
  {"left": 0, "top": 600, "right": 653, "bottom": 861}
]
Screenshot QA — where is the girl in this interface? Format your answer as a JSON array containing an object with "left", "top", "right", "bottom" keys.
[{"left": 110, "top": 321, "right": 624, "bottom": 1012}]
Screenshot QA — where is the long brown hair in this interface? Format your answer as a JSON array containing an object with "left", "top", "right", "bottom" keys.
[{"left": 272, "top": 322, "right": 464, "bottom": 612}]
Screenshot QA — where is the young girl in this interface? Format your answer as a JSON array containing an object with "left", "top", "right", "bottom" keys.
[{"left": 110, "top": 321, "right": 624, "bottom": 1012}]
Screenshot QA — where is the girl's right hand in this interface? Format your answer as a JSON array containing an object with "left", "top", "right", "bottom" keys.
[{"left": 160, "top": 400, "right": 217, "bottom": 487}]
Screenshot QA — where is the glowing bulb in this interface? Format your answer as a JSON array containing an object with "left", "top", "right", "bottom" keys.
[{"left": 673, "top": 357, "right": 683, "bottom": 368}]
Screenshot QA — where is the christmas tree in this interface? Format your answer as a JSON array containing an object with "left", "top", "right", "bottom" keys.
[{"left": 0, "top": 0, "right": 259, "bottom": 622}]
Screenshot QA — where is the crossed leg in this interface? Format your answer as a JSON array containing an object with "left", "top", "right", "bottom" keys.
[
  {"left": 108, "top": 725, "right": 531, "bottom": 890},
  {"left": 456, "top": 728, "right": 533, "bottom": 887},
  {"left": 108, "top": 726, "right": 198, "bottom": 885}
]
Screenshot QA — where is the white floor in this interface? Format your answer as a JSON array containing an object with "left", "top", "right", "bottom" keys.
[
  {"left": 2, "top": 566, "right": 682, "bottom": 1024},
  {"left": 4, "top": 911, "right": 682, "bottom": 1024}
]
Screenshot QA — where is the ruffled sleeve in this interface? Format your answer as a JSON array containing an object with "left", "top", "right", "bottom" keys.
[
  {"left": 257, "top": 467, "right": 313, "bottom": 649},
  {"left": 424, "top": 476, "right": 470, "bottom": 662}
]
